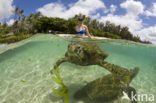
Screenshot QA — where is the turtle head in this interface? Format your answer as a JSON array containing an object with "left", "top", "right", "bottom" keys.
[
  {"left": 101, "top": 50, "right": 109, "bottom": 59},
  {"left": 68, "top": 43, "right": 83, "bottom": 53},
  {"left": 68, "top": 43, "right": 85, "bottom": 57}
]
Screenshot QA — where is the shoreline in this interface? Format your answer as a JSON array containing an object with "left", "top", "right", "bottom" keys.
[
  {"left": 0, "top": 34, "right": 156, "bottom": 54},
  {"left": 57, "top": 34, "right": 109, "bottom": 40},
  {"left": 57, "top": 34, "right": 156, "bottom": 47},
  {"left": 0, "top": 34, "right": 32, "bottom": 44}
]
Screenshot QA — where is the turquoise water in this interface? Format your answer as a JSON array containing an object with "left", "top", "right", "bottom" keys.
[{"left": 0, "top": 34, "right": 156, "bottom": 103}]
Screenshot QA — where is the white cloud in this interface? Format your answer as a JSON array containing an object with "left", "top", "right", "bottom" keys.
[
  {"left": 7, "top": 19, "right": 14, "bottom": 26},
  {"left": 136, "top": 25, "right": 156, "bottom": 44},
  {"left": 99, "top": 14, "right": 143, "bottom": 33},
  {"left": 0, "top": 0, "right": 15, "bottom": 21},
  {"left": 145, "top": 3, "right": 156, "bottom": 17},
  {"left": 99, "top": 0, "right": 156, "bottom": 44},
  {"left": 99, "top": 0, "right": 144, "bottom": 33},
  {"left": 120, "top": 0, "right": 144, "bottom": 17},
  {"left": 110, "top": 4, "right": 117, "bottom": 13},
  {"left": 103, "top": 4, "right": 117, "bottom": 14},
  {"left": 37, "top": 0, "right": 106, "bottom": 19},
  {"left": 92, "top": 13, "right": 100, "bottom": 19}
]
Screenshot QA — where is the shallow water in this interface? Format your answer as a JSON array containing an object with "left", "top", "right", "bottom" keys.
[
  {"left": 0, "top": 34, "right": 156, "bottom": 103},
  {"left": 0, "top": 44, "right": 7, "bottom": 50}
]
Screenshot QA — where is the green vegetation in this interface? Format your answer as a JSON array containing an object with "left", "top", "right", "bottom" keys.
[
  {"left": 21, "top": 80, "right": 26, "bottom": 83},
  {"left": 0, "top": 7, "right": 150, "bottom": 44},
  {"left": 51, "top": 68, "right": 70, "bottom": 103},
  {"left": 0, "top": 32, "right": 32, "bottom": 43},
  {"left": 0, "top": 22, "right": 11, "bottom": 37}
]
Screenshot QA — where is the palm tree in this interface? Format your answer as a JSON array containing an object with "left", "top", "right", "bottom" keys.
[
  {"left": 13, "top": 7, "right": 24, "bottom": 21},
  {"left": 34, "top": 12, "right": 42, "bottom": 19},
  {"left": 12, "top": 7, "right": 25, "bottom": 33},
  {"left": 14, "top": 7, "right": 19, "bottom": 20},
  {"left": 2, "top": 22, "right": 7, "bottom": 28},
  {"left": 19, "top": 10, "right": 24, "bottom": 21}
]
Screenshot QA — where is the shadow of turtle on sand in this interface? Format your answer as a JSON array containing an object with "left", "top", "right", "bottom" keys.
[{"left": 67, "top": 83, "right": 114, "bottom": 103}]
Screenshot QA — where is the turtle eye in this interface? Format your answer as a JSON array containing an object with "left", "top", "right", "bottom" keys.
[
  {"left": 74, "top": 46, "right": 81, "bottom": 53},
  {"left": 77, "top": 46, "right": 81, "bottom": 49},
  {"left": 74, "top": 46, "right": 79, "bottom": 52}
]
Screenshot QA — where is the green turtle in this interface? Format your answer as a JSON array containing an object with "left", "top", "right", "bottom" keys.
[
  {"left": 52, "top": 41, "right": 134, "bottom": 77},
  {"left": 74, "top": 67, "right": 139, "bottom": 103},
  {"left": 52, "top": 41, "right": 139, "bottom": 102}
]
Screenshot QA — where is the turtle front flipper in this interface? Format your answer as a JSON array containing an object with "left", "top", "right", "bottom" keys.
[
  {"left": 99, "top": 61, "right": 131, "bottom": 77},
  {"left": 53, "top": 57, "right": 69, "bottom": 69},
  {"left": 50, "top": 57, "right": 69, "bottom": 74}
]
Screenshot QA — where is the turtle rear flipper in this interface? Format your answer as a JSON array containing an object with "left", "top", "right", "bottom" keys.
[
  {"left": 125, "top": 86, "right": 137, "bottom": 103},
  {"left": 99, "top": 61, "right": 131, "bottom": 76},
  {"left": 130, "top": 67, "right": 139, "bottom": 81}
]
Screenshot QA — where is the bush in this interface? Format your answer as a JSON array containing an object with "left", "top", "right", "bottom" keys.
[
  {"left": 105, "top": 32, "right": 121, "bottom": 39},
  {"left": 0, "top": 33, "right": 32, "bottom": 43},
  {"left": 91, "top": 29, "right": 121, "bottom": 39}
]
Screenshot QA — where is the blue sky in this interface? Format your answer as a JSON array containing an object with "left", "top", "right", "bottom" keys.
[
  {"left": 13, "top": 0, "right": 156, "bottom": 26},
  {"left": 0, "top": 0, "right": 156, "bottom": 44}
]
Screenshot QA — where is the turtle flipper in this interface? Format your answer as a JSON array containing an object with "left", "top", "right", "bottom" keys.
[
  {"left": 53, "top": 57, "right": 69, "bottom": 69},
  {"left": 50, "top": 57, "right": 68, "bottom": 74},
  {"left": 130, "top": 67, "right": 139, "bottom": 81},
  {"left": 99, "top": 61, "right": 131, "bottom": 76},
  {"left": 125, "top": 87, "right": 137, "bottom": 103}
]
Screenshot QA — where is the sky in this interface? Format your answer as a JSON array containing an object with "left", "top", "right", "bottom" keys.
[{"left": 0, "top": 0, "right": 156, "bottom": 44}]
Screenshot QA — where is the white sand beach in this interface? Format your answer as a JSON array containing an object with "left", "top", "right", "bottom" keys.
[{"left": 57, "top": 34, "right": 109, "bottom": 40}]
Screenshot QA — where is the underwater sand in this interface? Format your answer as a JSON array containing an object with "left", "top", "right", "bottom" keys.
[{"left": 0, "top": 34, "right": 156, "bottom": 103}]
